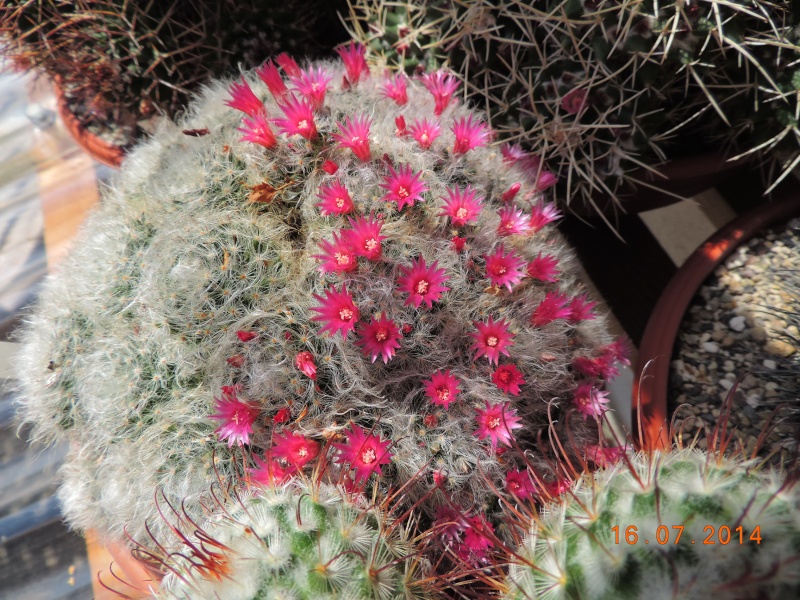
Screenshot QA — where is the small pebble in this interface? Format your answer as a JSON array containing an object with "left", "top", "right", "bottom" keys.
[
  {"left": 763, "top": 359, "right": 777, "bottom": 370},
  {"left": 729, "top": 315, "right": 746, "bottom": 331},
  {"left": 702, "top": 341, "right": 719, "bottom": 353}
]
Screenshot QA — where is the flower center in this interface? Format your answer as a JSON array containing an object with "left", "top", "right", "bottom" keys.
[
  {"left": 415, "top": 279, "right": 429, "bottom": 294},
  {"left": 456, "top": 207, "right": 468, "bottom": 219},
  {"left": 365, "top": 238, "right": 378, "bottom": 251},
  {"left": 486, "top": 336, "right": 498, "bottom": 347},
  {"left": 397, "top": 186, "right": 410, "bottom": 199},
  {"left": 437, "top": 387, "right": 450, "bottom": 401},
  {"left": 420, "top": 132, "right": 429, "bottom": 142},
  {"left": 488, "top": 417, "right": 501, "bottom": 429},
  {"left": 360, "top": 447, "right": 376, "bottom": 464},
  {"left": 498, "top": 370, "right": 511, "bottom": 383},
  {"left": 298, "top": 119, "right": 309, "bottom": 130},
  {"left": 350, "top": 136, "right": 361, "bottom": 144},
  {"left": 336, "top": 197, "right": 345, "bottom": 208},
  {"left": 298, "top": 447, "right": 308, "bottom": 458},
  {"left": 375, "top": 327, "right": 389, "bottom": 342},
  {"left": 335, "top": 252, "right": 350, "bottom": 266},
  {"left": 339, "top": 308, "right": 354, "bottom": 321}
]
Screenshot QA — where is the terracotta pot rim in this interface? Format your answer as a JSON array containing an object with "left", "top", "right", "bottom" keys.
[
  {"left": 52, "top": 77, "right": 125, "bottom": 169},
  {"left": 632, "top": 190, "right": 800, "bottom": 450}
]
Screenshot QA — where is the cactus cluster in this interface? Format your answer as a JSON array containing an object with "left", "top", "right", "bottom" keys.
[
  {"left": 15, "top": 47, "right": 625, "bottom": 547},
  {"left": 499, "top": 446, "right": 800, "bottom": 599},
  {"left": 0, "top": 0, "right": 348, "bottom": 148},
  {"left": 347, "top": 0, "right": 800, "bottom": 210}
]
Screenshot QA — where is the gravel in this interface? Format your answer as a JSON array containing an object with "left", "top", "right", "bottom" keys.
[{"left": 669, "top": 217, "right": 800, "bottom": 464}]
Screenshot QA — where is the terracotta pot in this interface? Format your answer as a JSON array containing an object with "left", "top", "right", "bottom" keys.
[
  {"left": 632, "top": 191, "right": 800, "bottom": 449},
  {"left": 53, "top": 79, "right": 125, "bottom": 169},
  {"left": 88, "top": 529, "right": 162, "bottom": 598}
]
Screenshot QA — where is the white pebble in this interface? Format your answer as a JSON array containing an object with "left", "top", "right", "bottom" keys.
[
  {"left": 746, "top": 394, "right": 761, "bottom": 408},
  {"left": 763, "top": 359, "right": 777, "bottom": 370},
  {"left": 728, "top": 315, "right": 746, "bottom": 332},
  {"left": 702, "top": 341, "right": 719, "bottom": 353},
  {"left": 719, "top": 379, "right": 734, "bottom": 391}
]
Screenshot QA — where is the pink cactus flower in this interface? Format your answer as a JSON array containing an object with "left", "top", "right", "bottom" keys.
[
  {"left": 356, "top": 313, "right": 402, "bottom": 363},
  {"left": 451, "top": 115, "right": 490, "bottom": 154},
  {"left": 256, "top": 60, "right": 288, "bottom": 99},
  {"left": 226, "top": 354, "right": 245, "bottom": 368},
  {"left": 470, "top": 316, "right": 514, "bottom": 364},
  {"left": 276, "top": 52, "right": 301, "bottom": 77},
  {"left": 573, "top": 382, "right": 611, "bottom": 419},
  {"left": 381, "top": 72, "right": 408, "bottom": 105},
  {"left": 423, "top": 369, "right": 462, "bottom": 409},
  {"left": 585, "top": 444, "right": 626, "bottom": 467},
  {"left": 439, "top": 184, "right": 483, "bottom": 227},
  {"left": 314, "top": 231, "right": 358, "bottom": 274},
  {"left": 322, "top": 159, "right": 339, "bottom": 175},
  {"left": 395, "top": 115, "right": 407, "bottom": 136},
  {"left": 421, "top": 70, "right": 460, "bottom": 115},
  {"left": 531, "top": 291, "right": 572, "bottom": 326},
  {"left": 311, "top": 285, "right": 360, "bottom": 338},
  {"left": 334, "top": 423, "right": 393, "bottom": 482},
  {"left": 451, "top": 236, "right": 466, "bottom": 251},
  {"left": 474, "top": 400, "right": 522, "bottom": 449},
  {"left": 459, "top": 514, "right": 495, "bottom": 563},
  {"left": 273, "top": 408, "right": 291, "bottom": 424},
  {"left": 379, "top": 163, "right": 429, "bottom": 210},
  {"left": 333, "top": 114, "right": 372, "bottom": 161},
  {"left": 236, "top": 330, "right": 258, "bottom": 342},
  {"left": 501, "top": 143, "right": 528, "bottom": 164},
  {"left": 271, "top": 431, "right": 320, "bottom": 468},
  {"left": 561, "top": 88, "right": 588, "bottom": 114},
  {"left": 345, "top": 213, "right": 385, "bottom": 260},
  {"left": 290, "top": 66, "right": 332, "bottom": 109},
  {"left": 337, "top": 41, "right": 369, "bottom": 84},
  {"left": 535, "top": 170, "right": 558, "bottom": 191},
  {"left": 434, "top": 505, "right": 467, "bottom": 545},
  {"left": 603, "top": 337, "right": 632, "bottom": 366},
  {"left": 526, "top": 253, "right": 560, "bottom": 283},
  {"left": 210, "top": 387, "right": 261, "bottom": 447},
  {"left": 294, "top": 351, "right": 317, "bottom": 380},
  {"left": 492, "top": 363, "right": 526, "bottom": 395},
  {"left": 316, "top": 180, "right": 354, "bottom": 216},
  {"left": 273, "top": 94, "right": 317, "bottom": 140},
  {"left": 225, "top": 78, "right": 265, "bottom": 117},
  {"left": 397, "top": 256, "right": 450, "bottom": 308},
  {"left": 238, "top": 112, "right": 277, "bottom": 149},
  {"left": 497, "top": 204, "right": 533, "bottom": 237},
  {"left": 572, "top": 355, "right": 605, "bottom": 379},
  {"left": 484, "top": 244, "right": 526, "bottom": 292},
  {"left": 529, "top": 200, "right": 562, "bottom": 232},
  {"left": 502, "top": 182, "right": 522, "bottom": 203},
  {"left": 505, "top": 468, "right": 536, "bottom": 499},
  {"left": 408, "top": 117, "right": 442, "bottom": 150},
  {"left": 251, "top": 453, "right": 296, "bottom": 486},
  {"left": 567, "top": 294, "right": 597, "bottom": 323}
]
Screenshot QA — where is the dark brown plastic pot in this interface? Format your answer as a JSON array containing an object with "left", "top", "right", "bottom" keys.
[{"left": 632, "top": 191, "right": 800, "bottom": 449}]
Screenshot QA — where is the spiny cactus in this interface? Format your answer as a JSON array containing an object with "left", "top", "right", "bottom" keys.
[
  {"left": 347, "top": 0, "right": 800, "bottom": 210},
  {"left": 15, "top": 48, "right": 624, "bottom": 548},
  {"left": 498, "top": 446, "right": 800, "bottom": 599}
]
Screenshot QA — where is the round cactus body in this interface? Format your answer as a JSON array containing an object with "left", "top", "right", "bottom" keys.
[
  {"left": 502, "top": 448, "right": 800, "bottom": 600},
  {"left": 15, "top": 50, "right": 623, "bottom": 545}
]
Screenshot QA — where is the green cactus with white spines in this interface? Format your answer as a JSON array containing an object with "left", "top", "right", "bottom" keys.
[{"left": 500, "top": 447, "right": 800, "bottom": 600}]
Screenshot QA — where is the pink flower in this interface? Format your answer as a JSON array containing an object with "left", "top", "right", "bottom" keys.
[
  {"left": 423, "top": 369, "right": 461, "bottom": 409},
  {"left": 276, "top": 53, "right": 301, "bottom": 77},
  {"left": 294, "top": 351, "right": 317, "bottom": 380},
  {"left": 271, "top": 431, "right": 320, "bottom": 469},
  {"left": 381, "top": 72, "right": 408, "bottom": 105},
  {"left": 273, "top": 408, "right": 291, "bottom": 424},
  {"left": 290, "top": 66, "right": 332, "bottom": 109},
  {"left": 451, "top": 235, "right": 466, "bottom": 251},
  {"left": 395, "top": 115, "right": 406, "bottom": 136},
  {"left": 210, "top": 388, "right": 261, "bottom": 447},
  {"left": 573, "top": 382, "right": 610, "bottom": 419},
  {"left": 316, "top": 180, "right": 354, "bottom": 216},
  {"left": 470, "top": 316, "right": 514, "bottom": 364},
  {"left": 562, "top": 88, "right": 588, "bottom": 114},
  {"left": 434, "top": 505, "right": 467, "bottom": 545},
  {"left": 535, "top": 170, "right": 558, "bottom": 191},
  {"left": 439, "top": 185, "right": 483, "bottom": 227},
  {"left": 337, "top": 42, "right": 369, "bottom": 84},
  {"left": 421, "top": 70, "right": 460, "bottom": 115},
  {"left": 226, "top": 354, "right": 245, "bottom": 368},
  {"left": 529, "top": 200, "right": 562, "bottom": 232},
  {"left": 333, "top": 115, "right": 372, "bottom": 161},
  {"left": 531, "top": 291, "right": 572, "bottom": 326},
  {"left": 502, "top": 182, "right": 521, "bottom": 203},
  {"left": 251, "top": 453, "right": 296, "bottom": 486},
  {"left": 238, "top": 112, "right": 277, "bottom": 149},
  {"left": 345, "top": 213, "right": 385, "bottom": 260},
  {"left": 604, "top": 337, "right": 632, "bottom": 366},
  {"left": 526, "top": 253, "right": 560, "bottom": 282},
  {"left": 397, "top": 256, "right": 450, "bottom": 308},
  {"left": 334, "top": 423, "right": 393, "bottom": 482},
  {"left": 256, "top": 60, "right": 288, "bottom": 99},
  {"left": 567, "top": 294, "right": 597, "bottom": 323},
  {"left": 484, "top": 245, "right": 526, "bottom": 292},
  {"left": 505, "top": 468, "right": 535, "bottom": 499},
  {"left": 501, "top": 143, "right": 529, "bottom": 164},
  {"left": 585, "top": 444, "right": 626, "bottom": 467},
  {"left": 356, "top": 314, "right": 402, "bottom": 363},
  {"left": 314, "top": 231, "right": 358, "bottom": 273},
  {"left": 459, "top": 514, "right": 495, "bottom": 563},
  {"left": 273, "top": 94, "right": 317, "bottom": 140},
  {"left": 491, "top": 363, "right": 525, "bottom": 395},
  {"left": 322, "top": 160, "right": 339, "bottom": 175},
  {"left": 572, "top": 356, "right": 604, "bottom": 379},
  {"left": 236, "top": 330, "right": 258, "bottom": 342},
  {"left": 497, "top": 205, "right": 533, "bottom": 237},
  {"left": 408, "top": 117, "right": 442, "bottom": 150},
  {"left": 474, "top": 400, "right": 522, "bottom": 449},
  {"left": 311, "top": 285, "right": 360, "bottom": 338},
  {"left": 225, "top": 78, "right": 264, "bottom": 117},
  {"left": 380, "top": 163, "right": 428, "bottom": 210},
  {"left": 451, "top": 115, "right": 490, "bottom": 155}
]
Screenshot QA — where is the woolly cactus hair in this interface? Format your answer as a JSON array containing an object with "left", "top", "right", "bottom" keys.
[
  {"left": 124, "top": 477, "right": 432, "bottom": 600},
  {"left": 499, "top": 447, "right": 800, "bottom": 600},
  {"left": 14, "top": 47, "right": 623, "bottom": 546}
]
